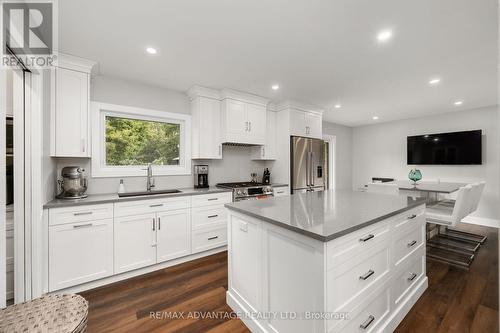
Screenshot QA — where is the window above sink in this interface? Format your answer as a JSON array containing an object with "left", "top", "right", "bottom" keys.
[{"left": 91, "top": 102, "right": 192, "bottom": 177}]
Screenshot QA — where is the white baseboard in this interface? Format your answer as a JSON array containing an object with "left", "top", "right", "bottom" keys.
[{"left": 462, "top": 216, "right": 500, "bottom": 228}]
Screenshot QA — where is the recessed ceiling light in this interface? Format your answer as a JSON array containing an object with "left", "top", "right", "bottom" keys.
[
  {"left": 377, "top": 30, "right": 393, "bottom": 42},
  {"left": 372, "top": 116, "right": 379, "bottom": 120},
  {"left": 334, "top": 104, "right": 342, "bottom": 109},
  {"left": 146, "top": 47, "right": 157, "bottom": 54},
  {"left": 454, "top": 100, "right": 464, "bottom": 106},
  {"left": 428, "top": 78, "right": 441, "bottom": 86},
  {"left": 271, "top": 84, "right": 280, "bottom": 91}
]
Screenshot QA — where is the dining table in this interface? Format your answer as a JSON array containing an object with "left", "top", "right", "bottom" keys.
[{"left": 394, "top": 180, "right": 467, "bottom": 204}]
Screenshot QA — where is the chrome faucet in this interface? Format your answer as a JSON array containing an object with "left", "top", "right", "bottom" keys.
[{"left": 145, "top": 163, "right": 155, "bottom": 191}]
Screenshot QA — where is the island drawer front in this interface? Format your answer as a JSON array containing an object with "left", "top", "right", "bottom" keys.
[
  {"left": 327, "top": 221, "right": 390, "bottom": 269},
  {"left": 392, "top": 205, "right": 426, "bottom": 232},
  {"left": 114, "top": 196, "right": 190, "bottom": 217},
  {"left": 392, "top": 248, "right": 425, "bottom": 307},
  {"left": 191, "top": 192, "right": 232, "bottom": 208},
  {"left": 192, "top": 223, "right": 227, "bottom": 253},
  {"left": 49, "top": 204, "right": 113, "bottom": 226},
  {"left": 192, "top": 205, "right": 227, "bottom": 229},
  {"left": 327, "top": 241, "right": 390, "bottom": 311},
  {"left": 332, "top": 284, "right": 391, "bottom": 333},
  {"left": 394, "top": 220, "right": 425, "bottom": 266}
]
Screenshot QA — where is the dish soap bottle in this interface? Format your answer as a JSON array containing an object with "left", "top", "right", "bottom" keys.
[{"left": 118, "top": 179, "right": 126, "bottom": 194}]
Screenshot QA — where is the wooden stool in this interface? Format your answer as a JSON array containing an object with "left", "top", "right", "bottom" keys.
[{"left": 0, "top": 294, "right": 88, "bottom": 333}]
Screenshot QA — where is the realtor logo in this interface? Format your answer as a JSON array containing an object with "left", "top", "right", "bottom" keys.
[{"left": 1, "top": 0, "right": 57, "bottom": 68}]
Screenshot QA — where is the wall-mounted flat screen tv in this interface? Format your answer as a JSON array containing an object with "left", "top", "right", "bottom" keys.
[{"left": 407, "top": 130, "right": 482, "bottom": 165}]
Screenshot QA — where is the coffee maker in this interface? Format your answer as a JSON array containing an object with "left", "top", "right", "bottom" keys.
[{"left": 194, "top": 165, "right": 209, "bottom": 188}]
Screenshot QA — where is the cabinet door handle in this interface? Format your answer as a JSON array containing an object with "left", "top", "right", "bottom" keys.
[
  {"left": 360, "top": 315, "right": 375, "bottom": 330},
  {"left": 408, "top": 272, "right": 418, "bottom": 281},
  {"left": 359, "top": 234, "right": 375, "bottom": 242},
  {"left": 408, "top": 214, "right": 417, "bottom": 220},
  {"left": 158, "top": 217, "right": 161, "bottom": 230},
  {"left": 208, "top": 198, "right": 218, "bottom": 201},
  {"left": 245, "top": 121, "right": 248, "bottom": 131},
  {"left": 73, "top": 223, "right": 93, "bottom": 229},
  {"left": 152, "top": 218, "right": 156, "bottom": 231},
  {"left": 208, "top": 236, "right": 219, "bottom": 240},
  {"left": 359, "top": 269, "right": 375, "bottom": 280},
  {"left": 262, "top": 147, "right": 265, "bottom": 157},
  {"left": 74, "top": 211, "right": 92, "bottom": 216},
  {"left": 249, "top": 121, "right": 251, "bottom": 131},
  {"left": 277, "top": 191, "right": 284, "bottom": 194},
  {"left": 208, "top": 214, "right": 219, "bottom": 218},
  {"left": 81, "top": 139, "right": 86, "bottom": 153},
  {"left": 150, "top": 204, "right": 164, "bottom": 208},
  {"left": 407, "top": 240, "right": 417, "bottom": 247}
]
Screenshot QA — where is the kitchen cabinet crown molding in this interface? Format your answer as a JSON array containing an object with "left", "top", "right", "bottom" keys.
[
  {"left": 276, "top": 100, "right": 324, "bottom": 115},
  {"left": 55, "top": 52, "right": 97, "bottom": 75},
  {"left": 220, "top": 88, "right": 270, "bottom": 107},
  {"left": 187, "top": 85, "right": 221, "bottom": 101}
]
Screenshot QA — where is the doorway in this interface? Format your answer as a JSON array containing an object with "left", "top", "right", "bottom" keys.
[{"left": 323, "top": 135, "right": 336, "bottom": 190}]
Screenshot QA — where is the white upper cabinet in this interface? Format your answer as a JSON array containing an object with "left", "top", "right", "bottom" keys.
[
  {"left": 286, "top": 104, "right": 323, "bottom": 139},
  {"left": 251, "top": 107, "right": 277, "bottom": 160},
  {"left": 5, "top": 69, "right": 13, "bottom": 117},
  {"left": 50, "top": 54, "right": 95, "bottom": 157},
  {"left": 220, "top": 89, "right": 269, "bottom": 145},
  {"left": 188, "top": 86, "right": 222, "bottom": 159}
]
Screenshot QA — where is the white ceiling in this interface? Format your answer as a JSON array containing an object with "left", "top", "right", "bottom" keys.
[{"left": 59, "top": 0, "right": 498, "bottom": 126}]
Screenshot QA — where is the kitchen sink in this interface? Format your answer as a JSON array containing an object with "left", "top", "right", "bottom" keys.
[{"left": 118, "top": 189, "right": 182, "bottom": 198}]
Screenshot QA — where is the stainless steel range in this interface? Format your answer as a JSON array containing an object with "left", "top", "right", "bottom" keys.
[{"left": 216, "top": 182, "right": 274, "bottom": 202}]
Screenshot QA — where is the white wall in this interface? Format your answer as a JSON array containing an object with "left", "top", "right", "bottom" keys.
[
  {"left": 51, "top": 75, "right": 267, "bottom": 197},
  {"left": 323, "top": 122, "right": 353, "bottom": 190},
  {"left": 352, "top": 106, "right": 499, "bottom": 221}
]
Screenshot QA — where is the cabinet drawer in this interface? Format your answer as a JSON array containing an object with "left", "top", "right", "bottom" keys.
[
  {"left": 192, "top": 205, "right": 227, "bottom": 229},
  {"left": 49, "top": 204, "right": 113, "bottom": 226},
  {"left": 191, "top": 192, "right": 232, "bottom": 208},
  {"left": 49, "top": 218, "right": 113, "bottom": 291},
  {"left": 394, "top": 221, "right": 425, "bottom": 266},
  {"left": 114, "top": 196, "right": 190, "bottom": 217},
  {"left": 273, "top": 187, "right": 289, "bottom": 197},
  {"left": 192, "top": 224, "right": 227, "bottom": 253},
  {"left": 327, "top": 242, "right": 390, "bottom": 311},
  {"left": 393, "top": 250, "right": 425, "bottom": 307},
  {"left": 339, "top": 286, "right": 390, "bottom": 333},
  {"left": 392, "top": 205, "right": 426, "bottom": 231},
  {"left": 327, "top": 221, "right": 390, "bottom": 269}
]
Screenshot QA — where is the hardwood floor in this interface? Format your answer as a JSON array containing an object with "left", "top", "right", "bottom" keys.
[{"left": 81, "top": 224, "right": 498, "bottom": 333}]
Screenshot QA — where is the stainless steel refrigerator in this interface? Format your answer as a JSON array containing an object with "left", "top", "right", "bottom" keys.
[{"left": 290, "top": 136, "right": 327, "bottom": 193}]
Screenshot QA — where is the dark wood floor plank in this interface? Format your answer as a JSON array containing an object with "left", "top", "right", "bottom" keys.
[{"left": 80, "top": 224, "right": 498, "bottom": 333}]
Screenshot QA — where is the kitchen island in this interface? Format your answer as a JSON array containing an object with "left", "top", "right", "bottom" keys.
[{"left": 225, "top": 190, "right": 427, "bottom": 333}]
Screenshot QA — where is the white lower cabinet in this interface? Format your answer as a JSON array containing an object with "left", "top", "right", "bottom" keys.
[
  {"left": 49, "top": 218, "right": 113, "bottom": 291},
  {"left": 47, "top": 193, "right": 232, "bottom": 292},
  {"left": 114, "top": 213, "right": 157, "bottom": 274},
  {"left": 156, "top": 209, "right": 191, "bottom": 263}
]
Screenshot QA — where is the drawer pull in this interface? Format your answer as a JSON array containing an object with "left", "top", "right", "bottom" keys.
[
  {"left": 208, "top": 215, "right": 219, "bottom": 219},
  {"left": 277, "top": 191, "right": 285, "bottom": 194},
  {"left": 73, "top": 212, "right": 92, "bottom": 216},
  {"left": 73, "top": 223, "right": 93, "bottom": 229},
  {"left": 408, "top": 272, "right": 418, "bottom": 282},
  {"left": 359, "top": 234, "right": 375, "bottom": 242},
  {"left": 360, "top": 315, "right": 375, "bottom": 330},
  {"left": 208, "top": 198, "right": 219, "bottom": 201},
  {"left": 149, "top": 204, "right": 164, "bottom": 208},
  {"left": 208, "top": 236, "right": 219, "bottom": 240},
  {"left": 158, "top": 217, "right": 161, "bottom": 230},
  {"left": 359, "top": 269, "right": 375, "bottom": 281},
  {"left": 407, "top": 240, "right": 417, "bottom": 247},
  {"left": 408, "top": 214, "right": 417, "bottom": 220}
]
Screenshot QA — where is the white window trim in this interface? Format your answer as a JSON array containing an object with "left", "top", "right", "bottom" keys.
[{"left": 91, "top": 102, "right": 191, "bottom": 178}]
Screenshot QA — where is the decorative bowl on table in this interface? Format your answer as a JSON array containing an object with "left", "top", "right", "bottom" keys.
[{"left": 408, "top": 169, "right": 422, "bottom": 186}]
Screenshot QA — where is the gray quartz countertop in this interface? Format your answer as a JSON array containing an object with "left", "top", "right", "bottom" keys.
[
  {"left": 225, "top": 189, "right": 426, "bottom": 242},
  {"left": 43, "top": 186, "right": 232, "bottom": 209}
]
